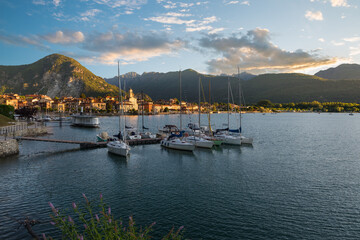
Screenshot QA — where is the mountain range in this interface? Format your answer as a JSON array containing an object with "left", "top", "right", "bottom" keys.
[
  {"left": 0, "top": 54, "right": 118, "bottom": 98},
  {"left": 2, "top": 54, "right": 360, "bottom": 103}
]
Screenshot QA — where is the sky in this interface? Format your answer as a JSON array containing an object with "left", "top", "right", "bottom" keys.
[{"left": 0, "top": 0, "right": 359, "bottom": 78}]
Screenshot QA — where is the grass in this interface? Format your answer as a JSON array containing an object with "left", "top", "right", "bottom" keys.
[{"left": 0, "top": 114, "right": 15, "bottom": 127}]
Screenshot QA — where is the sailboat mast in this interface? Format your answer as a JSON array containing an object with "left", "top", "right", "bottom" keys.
[
  {"left": 208, "top": 78, "right": 212, "bottom": 134},
  {"left": 141, "top": 90, "right": 144, "bottom": 132},
  {"left": 179, "top": 70, "right": 182, "bottom": 130},
  {"left": 227, "top": 77, "right": 230, "bottom": 132},
  {"left": 198, "top": 76, "right": 201, "bottom": 130},
  {"left": 118, "top": 61, "right": 121, "bottom": 133},
  {"left": 238, "top": 66, "right": 242, "bottom": 134}
]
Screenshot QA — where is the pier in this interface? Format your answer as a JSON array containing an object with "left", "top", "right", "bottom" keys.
[
  {"left": 16, "top": 137, "right": 162, "bottom": 149},
  {"left": 17, "top": 137, "right": 107, "bottom": 149}
]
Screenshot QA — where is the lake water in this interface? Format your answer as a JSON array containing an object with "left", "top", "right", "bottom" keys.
[{"left": 1, "top": 113, "right": 360, "bottom": 239}]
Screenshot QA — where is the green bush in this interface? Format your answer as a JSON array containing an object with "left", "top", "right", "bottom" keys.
[
  {"left": 47, "top": 194, "right": 184, "bottom": 240},
  {"left": 0, "top": 104, "right": 15, "bottom": 119}
]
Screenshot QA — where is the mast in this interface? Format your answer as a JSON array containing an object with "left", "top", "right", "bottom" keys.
[
  {"left": 208, "top": 78, "right": 212, "bottom": 134},
  {"left": 123, "top": 72, "right": 127, "bottom": 129},
  {"left": 118, "top": 61, "right": 123, "bottom": 140},
  {"left": 141, "top": 90, "right": 144, "bottom": 132},
  {"left": 198, "top": 76, "right": 201, "bottom": 130},
  {"left": 227, "top": 77, "right": 230, "bottom": 133},
  {"left": 238, "top": 66, "right": 242, "bottom": 134},
  {"left": 179, "top": 70, "right": 182, "bottom": 130}
]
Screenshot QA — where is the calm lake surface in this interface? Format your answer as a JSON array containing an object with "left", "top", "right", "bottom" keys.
[{"left": 1, "top": 113, "right": 360, "bottom": 239}]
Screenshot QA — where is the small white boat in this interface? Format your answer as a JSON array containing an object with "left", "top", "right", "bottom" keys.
[
  {"left": 107, "top": 140, "right": 130, "bottom": 157},
  {"left": 160, "top": 137, "right": 195, "bottom": 151},
  {"left": 141, "top": 132, "right": 157, "bottom": 139},
  {"left": 215, "top": 133, "right": 241, "bottom": 145},
  {"left": 183, "top": 136, "right": 214, "bottom": 149}
]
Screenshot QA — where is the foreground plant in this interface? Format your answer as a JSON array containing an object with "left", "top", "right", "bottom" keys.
[{"left": 47, "top": 194, "right": 184, "bottom": 240}]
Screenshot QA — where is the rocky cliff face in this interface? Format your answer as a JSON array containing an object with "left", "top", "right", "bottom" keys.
[{"left": 0, "top": 54, "right": 118, "bottom": 97}]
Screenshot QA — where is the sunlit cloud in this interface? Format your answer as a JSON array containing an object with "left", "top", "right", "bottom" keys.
[
  {"left": 80, "top": 9, "right": 102, "bottom": 21},
  {"left": 305, "top": 10, "right": 324, "bottom": 21},
  {"left": 343, "top": 37, "right": 360, "bottom": 42},
  {"left": 241, "top": 1, "right": 250, "bottom": 5},
  {"left": 318, "top": 38, "right": 325, "bottom": 42},
  {"left": 331, "top": 40, "right": 345, "bottom": 46},
  {"left": 198, "top": 28, "right": 337, "bottom": 74},
  {"left": 53, "top": 0, "right": 61, "bottom": 7},
  {"left": 43, "top": 30, "right": 85, "bottom": 44}
]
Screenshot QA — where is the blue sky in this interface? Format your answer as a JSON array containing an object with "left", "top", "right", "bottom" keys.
[{"left": 0, "top": 0, "right": 359, "bottom": 78}]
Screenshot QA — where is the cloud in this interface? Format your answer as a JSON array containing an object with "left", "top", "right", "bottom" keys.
[
  {"left": 80, "top": 9, "right": 102, "bottom": 21},
  {"left": 349, "top": 45, "right": 360, "bottom": 56},
  {"left": 331, "top": 40, "right": 344, "bottom": 46},
  {"left": 81, "top": 31, "right": 185, "bottom": 64},
  {"left": 305, "top": 10, "right": 323, "bottom": 21},
  {"left": 226, "top": 1, "right": 239, "bottom": 4},
  {"left": 53, "top": 0, "right": 61, "bottom": 7},
  {"left": 43, "top": 30, "right": 85, "bottom": 44},
  {"left": 32, "top": 0, "right": 46, "bottom": 5},
  {"left": 241, "top": 1, "right": 250, "bottom": 5},
  {"left": 146, "top": 12, "right": 219, "bottom": 34},
  {"left": 330, "top": 0, "right": 349, "bottom": 7},
  {"left": 318, "top": 38, "right": 325, "bottom": 42},
  {"left": 198, "top": 28, "right": 337, "bottom": 74},
  {"left": 343, "top": 37, "right": 360, "bottom": 42},
  {"left": 0, "top": 32, "right": 49, "bottom": 50},
  {"left": 93, "top": 0, "right": 147, "bottom": 8}
]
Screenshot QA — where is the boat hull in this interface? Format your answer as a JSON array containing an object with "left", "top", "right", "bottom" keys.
[
  {"left": 160, "top": 139, "right": 195, "bottom": 151},
  {"left": 107, "top": 141, "right": 130, "bottom": 157}
]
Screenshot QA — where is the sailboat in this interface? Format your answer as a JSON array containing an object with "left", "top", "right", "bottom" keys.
[
  {"left": 184, "top": 76, "right": 214, "bottom": 149},
  {"left": 107, "top": 62, "right": 131, "bottom": 157},
  {"left": 160, "top": 70, "right": 195, "bottom": 151},
  {"left": 140, "top": 91, "right": 156, "bottom": 139},
  {"left": 229, "top": 68, "right": 253, "bottom": 145}
]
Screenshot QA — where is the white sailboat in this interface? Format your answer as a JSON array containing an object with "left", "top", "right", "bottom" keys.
[
  {"left": 183, "top": 77, "right": 214, "bottom": 149},
  {"left": 231, "top": 68, "right": 253, "bottom": 145},
  {"left": 107, "top": 62, "right": 130, "bottom": 157},
  {"left": 214, "top": 77, "right": 242, "bottom": 146},
  {"left": 161, "top": 70, "right": 195, "bottom": 151}
]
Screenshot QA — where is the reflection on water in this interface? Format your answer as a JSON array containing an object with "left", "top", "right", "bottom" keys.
[{"left": 1, "top": 113, "right": 360, "bottom": 239}]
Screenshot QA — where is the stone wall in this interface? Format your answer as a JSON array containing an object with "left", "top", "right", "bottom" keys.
[{"left": 0, "top": 139, "right": 19, "bottom": 158}]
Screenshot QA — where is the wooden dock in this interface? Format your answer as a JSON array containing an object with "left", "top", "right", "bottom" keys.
[
  {"left": 17, "top": 137, "right": 107, "bottom": 149},
  {"left": 16, "top": 137, "right": 162, "bottom": 149}
]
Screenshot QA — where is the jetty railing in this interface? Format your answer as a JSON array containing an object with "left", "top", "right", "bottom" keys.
[{"left": 0, "top": 122, "right": 43, "bottom": 136}]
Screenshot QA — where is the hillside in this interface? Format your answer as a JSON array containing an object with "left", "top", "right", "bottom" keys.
[
  {"left": 106, "top": 71, "right": 360, "bottom": 103},
  {"left": 0, "top": 114, "right": 15, "bottom": 127},
  {"left": 315, "top": 64, "right": 360, "bottom": 80},
  {"left": 0, "top": 54, "right": 118, "bottom": 98},
  {"left": 106, "top": 69, "right": 244, "bottom": 103}
]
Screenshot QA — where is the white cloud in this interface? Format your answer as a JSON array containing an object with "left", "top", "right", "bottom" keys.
[
  {"left": 80, "top": 9, "right": 101, "bottom": 21},
  {"left": 209, "top": 28, "right": 225, "bottom": 34},
  {"left": 93, "top": 0, "right": 147, "bottom": 8},
  {"left": 318, "top": 38, "right": 325, "bottom": 42},
  {"left": 32, "top": 0, "right": 46, "bottom": 5},
  {"left": 241, "top": 1, "right": 250, "bottom": 5},
  {"left": 343, "top": 37, "right": 360, "bottom": 42},
  {"left": 53, "top": 0, "right": 61, "bottom": 7},
  {"left": 305, "top": 10, "right": 324, "bottom": 21},
  {"left": 43, "top": 30, "right": 85, "bottom": 44},
  {"left": 330, "top": 0, "right": 349, "bottom": 7},
  {"left": 226, "top": 1, "right": 239, "bottom": 5},
  {"left": 349, "top": 45, "right": 360, "bottom": 56},
  {"left": 331, "top": 40, "right": 344, "bottom": 46}
]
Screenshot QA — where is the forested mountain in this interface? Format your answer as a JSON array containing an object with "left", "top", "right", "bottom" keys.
[{"left": 0, "top": 54, "right": 118, "bottom": 97}]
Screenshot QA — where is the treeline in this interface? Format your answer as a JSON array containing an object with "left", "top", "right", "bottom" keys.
[{"left": 252, "top": 100, "right": 360, "bottom": 112}]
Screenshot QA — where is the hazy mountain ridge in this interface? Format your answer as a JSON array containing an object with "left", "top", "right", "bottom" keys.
[
  {"left": 315, "top": 64, "right": 360, "bottom": 80},
  {"left": 0, "top": 54, "right": 118, "bottom": 98}
]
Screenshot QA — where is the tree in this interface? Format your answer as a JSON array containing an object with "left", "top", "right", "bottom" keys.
[
  {"left": 80, "top": 93, "right": 86, "bottom": 99},
  {"left": 257, "top": 99, "right": 273, "bottom": 108},
  {"left": 0, "top": 105, "right": 15, "bottom": 119}
]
